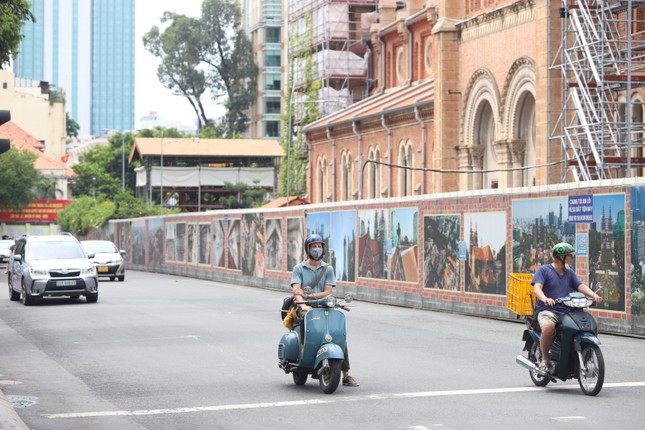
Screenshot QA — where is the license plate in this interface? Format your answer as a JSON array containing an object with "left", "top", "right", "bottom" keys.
[
  {"left": 56, "top": 280, "right": 76, "bottom": 287},
  {"left": 98, "top": 266, "right": 108, "bottom": 273}
]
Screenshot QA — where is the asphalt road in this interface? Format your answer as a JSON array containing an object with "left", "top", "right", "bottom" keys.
[{"left": 1, "top": 270, "right": 645, "bottom": 430}]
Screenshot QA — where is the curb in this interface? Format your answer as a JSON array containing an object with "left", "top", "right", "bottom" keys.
[{"left": 0, "top": 387, "right": 30, "bottom": 430}]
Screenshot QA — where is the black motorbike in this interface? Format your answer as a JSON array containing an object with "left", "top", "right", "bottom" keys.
[{"left": 516, "top": 292, "right": 605, "bottom": 396}]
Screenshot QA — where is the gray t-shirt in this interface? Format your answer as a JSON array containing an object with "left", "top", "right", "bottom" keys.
[{"left": 290, "top": 260, "right": 336, "bottom": 293}]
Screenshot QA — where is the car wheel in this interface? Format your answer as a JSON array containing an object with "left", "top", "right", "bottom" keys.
[
  {"left": 86, "top": 292, "right": 98, "bottom": 303},
  {"left": 21, "top": 283, "right": 34, "bottom": 306},
  {"left": 110, "top": 276, "right": 116, "bottom": 281},
  {"left": 8, "top": 277, "right": 20, "bottom": 301},
  {"left": 118, "top": 275, "right": 124, "bottom": 282}
]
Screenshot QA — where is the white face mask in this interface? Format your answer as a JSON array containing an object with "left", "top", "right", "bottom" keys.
[{"left": 309, "top": 245, "right": 323, "bottom": 260}]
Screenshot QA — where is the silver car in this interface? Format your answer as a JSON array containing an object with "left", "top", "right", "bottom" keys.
[
  {"left": 8, "top": 234, "right": 99, "bottom": 305},
  {"left": 81, "top": 240, "right": 126, "bottom": 282}
]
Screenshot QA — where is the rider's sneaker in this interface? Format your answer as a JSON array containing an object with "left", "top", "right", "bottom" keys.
[{"left": 342, "top": 375, "right": 359, "bottom": 387}]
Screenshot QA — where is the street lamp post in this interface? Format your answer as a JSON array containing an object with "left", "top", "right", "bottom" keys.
[
  {"left": 121, "top": 134, "right": 125, "bottom": 192},
  {"left": 92, "top": 176, "right": 96, "bottom": 199}
]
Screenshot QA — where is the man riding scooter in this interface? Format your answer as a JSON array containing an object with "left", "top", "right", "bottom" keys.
[
  {"left": 532, "top": 242, "right": 603, "bottom": 373},
  {"left": 290, "top": 234, "right": 359, "bottom": 387}
]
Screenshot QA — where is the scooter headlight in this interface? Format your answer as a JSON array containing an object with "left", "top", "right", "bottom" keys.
[
  {"left": 563, "top": 296, "right": 593, "bottom": 308},
  {"left": 325, "top": 295, "right": 337, "bottom": 308}
]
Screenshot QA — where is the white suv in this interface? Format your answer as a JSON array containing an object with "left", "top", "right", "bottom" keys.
[{"left": 8, "top": 234, "right": 99, "bottom": 305}]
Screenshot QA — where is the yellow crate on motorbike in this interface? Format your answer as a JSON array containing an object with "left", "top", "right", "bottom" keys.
[{"left": 507, "top": 273, "right": 535, "bottom": 316}]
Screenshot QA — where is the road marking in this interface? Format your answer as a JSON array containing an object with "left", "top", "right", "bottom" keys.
[
  {"left": 43, "top": 381, "right": 645, "bottom": 419},
  {"left": 552, "top": 416, "right": 586, "bottom": 422}
]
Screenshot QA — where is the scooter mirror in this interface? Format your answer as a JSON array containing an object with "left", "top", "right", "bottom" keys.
[{"left": 344, "top": 294, "right": 353, "bottom": 303}]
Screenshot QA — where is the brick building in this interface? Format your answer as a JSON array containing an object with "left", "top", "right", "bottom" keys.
[{"left": 303, "top": 0, "right": 645, "bottom": 203}]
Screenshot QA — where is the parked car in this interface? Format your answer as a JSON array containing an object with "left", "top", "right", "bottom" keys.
[
  {"left": 8, "top": 234, "right": 99, "bottom": 305},
  {"left": 0, "top": 239, "right": 14, "bottom": 267},
  {"left": 80, "top": 240, "right": 126, "bottom": 282}
]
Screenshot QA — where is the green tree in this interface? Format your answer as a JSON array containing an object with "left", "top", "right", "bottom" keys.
[
  {"left": 0, "top": 149, "right": 43, "bottom": 211},
  {"left": 280, "top": 13, "right": 320, "bottom": 197},
  {"left": 66, "top": 113, "right": 80, "bottom": 138},
  {"left": 56, "top": 196, "right": 116, "bottom": 236},
  {"left": 0, "top": 0, "right": 35, "bottom": 69},
  {"left": 144, "top": 0, "right": 257, "bottom": 136},
  {"left": 143, "top": 13, "right": 209, "bottom": 130},
  {"left": 218, "top": 182, "right": 267, "bottom": 209},
  {"left": 70, "top": 132, "right": 138, "bottom": 199}
]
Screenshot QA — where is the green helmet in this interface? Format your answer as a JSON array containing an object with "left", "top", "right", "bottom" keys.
[{"left": 552, "top": 242, "right": 575, "bottom": 258}]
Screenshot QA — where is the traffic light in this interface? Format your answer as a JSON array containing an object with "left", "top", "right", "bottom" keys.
[{"left": 0, "top": 110, "right": 10, "bottom": 154}]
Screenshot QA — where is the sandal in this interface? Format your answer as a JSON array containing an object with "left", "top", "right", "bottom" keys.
[{"left": 537, "top": 362, "right": 550, "bottom": 373}]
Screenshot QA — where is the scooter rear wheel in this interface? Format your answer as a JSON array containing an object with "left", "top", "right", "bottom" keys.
[
  {"left": 529, "top": 341, "right": 550, "bottom": 387},
  {"left": 578, "top": 344, "right": 604, "bottom": 396},
  {"left": 292, "top": 370, "right": 308, "bottom": 386},
  {"left": 319, "top": 359, "right": 342, "bottom": 394}
]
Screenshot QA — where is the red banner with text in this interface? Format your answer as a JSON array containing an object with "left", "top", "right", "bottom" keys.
[{"left": 0, "top": 199, "right": 71, "bottom": 223}]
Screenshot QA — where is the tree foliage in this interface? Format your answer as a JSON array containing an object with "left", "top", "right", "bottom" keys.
[
  {"left": 66, "top": 113, "right": 80, "bottom": 138},
  {"left": 0, "top": 149, "right": 43, "bottom": 211},
  {"left": 217, "top": 182, "right": 267, "bottom": 209},
  {"left": 143, "top": 0, "right": 257, "bottom": 136},
  {"left": 0, "top": 0, "right": 35, "bottom": 69},
  {"left": 71, "top": 132, "right": 137, "bottom": 199}
]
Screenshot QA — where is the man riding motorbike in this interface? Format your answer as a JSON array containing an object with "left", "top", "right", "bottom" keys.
[
  {"left": 290, "top": 233, "right": 359, "bottom": 387},
  {"left": 531, "top": 242, "right": 602, "bottom": 373}
]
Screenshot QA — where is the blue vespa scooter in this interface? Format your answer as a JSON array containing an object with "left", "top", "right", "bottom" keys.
[{"left": 278, "top": 289, "right": 352, "bottom": 394}]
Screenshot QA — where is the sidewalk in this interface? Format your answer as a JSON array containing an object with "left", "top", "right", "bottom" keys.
[{"left": 0, "top": 387, "right": 30, "bottom": 430}]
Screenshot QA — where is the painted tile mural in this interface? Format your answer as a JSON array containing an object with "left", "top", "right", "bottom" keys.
[
  {"left": 512, "top": 197, "right": 573, "bottom": 273},
  {"left": 266, "top": 218, "right": 282, "bottom": 271},
  {"left": 464, "top": 212, "right": 507, "bottom": 295},
  {"left": 423, "top": 215, "right": 460, "bottom": 290},
  {"left": 131, "top": 219, "right": 146, "bottom": 265},
  {"left": 358, "top": 209, "right": 389, "bottom": 280},
  {"left": 330, "top": 211, "right": 356, "bottom": 282},
  {"left": 213, "top": 220, "right": 225, "bottom": 267},
  {"left": 227, "top": 219, "right": 240, "bottom": 270},
  {"left": 148, "top": 218, "right": 164, "bottom": 265},
  {"left": 589, "top": 194, "right": 625, "bottom": 313},
  {"left": 390, "top": 208, "right": 418, "bottom": 282},
  {"left": 199, "top": 223, "right": 211, "bottom": 265},
  {"left": 631, "top": 186, "right": 645, "bottom": 316},
  {"left": 287, "top": 217, "right": 305, "bottom": 270},
  {"left": 241, "top": 213, "right": 264, "bottom": 277}
]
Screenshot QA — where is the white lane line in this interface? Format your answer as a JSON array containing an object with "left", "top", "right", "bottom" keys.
[
  {"left": 552, "top": 416, "right": 586, "bottom": 422},
  {"left": 43, "top": 381, "right": 645, "bottom": 419}
]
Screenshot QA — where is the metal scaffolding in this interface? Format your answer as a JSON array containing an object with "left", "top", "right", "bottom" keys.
[
  {"left": 551, "top": 1, "right": 645, "bottom": 182},
  {"left": 287, "top": 0, "right": 377, "bottom": 120}
]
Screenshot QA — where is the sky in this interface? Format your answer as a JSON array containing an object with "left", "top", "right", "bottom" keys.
[{"left": 134, "top": 0, "right": 223, "bottom": 131}]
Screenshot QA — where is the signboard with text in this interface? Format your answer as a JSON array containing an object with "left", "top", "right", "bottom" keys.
[
  {"left": 568, "top": 194, "right": 593, "bottom": 223},
  {"left": 0, "top": 200, "right": 71, "bottom": 223}
]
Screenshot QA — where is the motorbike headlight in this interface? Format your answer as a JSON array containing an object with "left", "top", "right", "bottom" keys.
[
  {"left": 564, "top": 296, "right": 592, "bottom": 308},
  {"left": 325, "top": 295, "right": 337, "bottom": 308}
]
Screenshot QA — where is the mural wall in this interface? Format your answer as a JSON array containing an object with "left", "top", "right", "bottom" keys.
[{"left": 102, "top": 180, "right": 645, "bottom": 336}]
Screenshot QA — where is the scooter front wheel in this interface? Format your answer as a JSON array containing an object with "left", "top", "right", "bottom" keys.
[
  {"left": 578, "top": 344, "right": 605, "bottom": 396},
  {"left": 319, "top": 359, "right": 342, "bottom": 394}
]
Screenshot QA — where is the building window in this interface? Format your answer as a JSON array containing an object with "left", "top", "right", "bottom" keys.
[
  {"left": 265, "top": 73, "right": 281, "bottom": 90},
  {"left": 341, "top": 152, "right": 353, "bottom": 201},
  {"left": 399, "top": 141, "right": 413, "bottom": 196},
  {"left": 368, "top": 147, "right": 381, "bottom": 199},
  {"left": 317, "top": 157, "right": 327, "bottom": 203},
  {"left": 266, "top": 27, "right": 281, "bottom": 44},
  {"left": 265, "top": 49, "right": 281, "bottom": 67},
  {"left": 266, "top": 98, "right": 281, "bottom": 114},
  {"left": 266, "top": 120, "right": 280, "bottom": 137}
]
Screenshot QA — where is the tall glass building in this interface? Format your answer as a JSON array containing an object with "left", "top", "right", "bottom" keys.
[{"left": 13, "top": 0, "right": 135, "bottom": 136}]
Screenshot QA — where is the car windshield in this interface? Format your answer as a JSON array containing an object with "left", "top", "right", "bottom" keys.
[
  {"left": 27, "top": 241, "right": 87, "bottom": 260},
  {"left": 82, "top": 241, "right": 118, "bottom": 253}
]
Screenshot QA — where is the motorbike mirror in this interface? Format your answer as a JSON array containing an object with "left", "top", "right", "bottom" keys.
[
  {"left": 302, "top": 287, "right": 313, "bottom": 295},
  {"left": 344, "top": 294, "right": 353, "bottom": 303}
]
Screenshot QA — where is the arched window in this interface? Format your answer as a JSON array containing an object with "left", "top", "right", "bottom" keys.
[
  {"left": 476, "top": 102, "right": 497, "bottom": 189},
  {"left": 341, "top": 152, "right": 353, "bottom": 201},
  {"left": 398, "top": 141, "right": 414, "bottom": 196},
  {"left": 317, "top": 157, "right": 327, "bottom": 203},
  {"left": 516, "top": 92, "right": 536, "bottom": 186}
]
